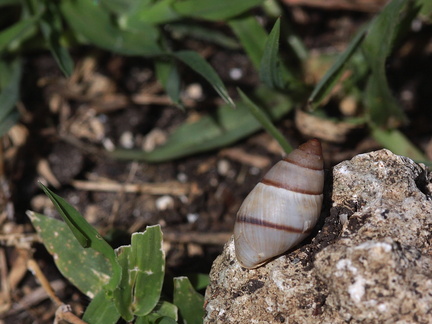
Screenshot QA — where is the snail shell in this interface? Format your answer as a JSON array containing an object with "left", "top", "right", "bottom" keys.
[{"left": 234, "top": 139, "right": 324, "bottom": 269}]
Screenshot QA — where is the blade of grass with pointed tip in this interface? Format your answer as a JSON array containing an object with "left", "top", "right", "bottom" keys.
[
  {"left": 308, "top": 24, "right": 368, "bottom": 111},
  {"left": 27, "top": 211, "right": 112, "bottom": 297},
  {"left": 371, "top": 127, "right": 427, "bottom": 162},
  {"left": 0, "top": 58, "right": 22, "bottom": 136},
  {"left": 82, "top": 289, "right": 121, "bottom": 324},
  {"left": 238, "top": 88, "right": 292, "bottom": 154},
  {"left": 228, "top": 16, "right": 267, "bottom": 69},
  {"left": 362, "top": 0, "right": 420, "bottom": 127},
  {"left": 113, "top": 226, "right": 165, "bottom": 319},
  {"left": 109, "top": 86, "right": 293, "bottom": 162},
  {"left": 155, "top": 59, "right": 182, "bottom": 108},
  {"left": 173, "top": 50, "right": 234, "bottom": 107},
  {"left": 39, "top": 183, "right": 121, "bottom": 291},
  {"left": 38, "top": 1, "right": 74, "bottom": 76},
  {"left": 173, "top": 277, "right": 204, "bottom": 324},
  {"left": 172, "top": 0, "right": 263, "bottom": 21},
  {"left": 259, "top": 18, "right": 285, "bottom": 90}
]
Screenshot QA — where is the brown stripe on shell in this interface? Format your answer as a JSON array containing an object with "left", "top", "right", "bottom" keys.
[
  {"left": 282, "top": 156, "right": 322, "bottom": 171},
  {"left": 261, "top": 178, "right": 323, "bottom": 195},
  {"left": 236, "top": 214, "right": 313, "bottom": 234}
]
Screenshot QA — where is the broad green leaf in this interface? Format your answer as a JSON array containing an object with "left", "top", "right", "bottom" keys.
[
  {"left": 172, "top": 0, "right": 263, "bottom": 21},
  {"left": 228, "top": 16, "right": 267, "bottom": 69},
  {"left": 155, "top": 59, "right": 182, "bottom": 108},
  {"left": 39, "top": 183, "right": 121, "bottom": 292},
  {"left": 113, "top": 226, "right": 165, "bottom": 319},
  {"left": 173, "top": 277, "right": 204, "bottom": 324},
  {"left": 0, "top": 58, "right": 22, "bottom": 136},
  {"left": 238, "top": 88, "right": 292, "bottom": 154},
  {"left": 38, "top": 1, "right": 74, "bottom": 76},
  {"left": 371, "top": 127, "right": 427, "bottom": 162},
  {"left": 419, "top": 0, "right": 432, "bottom": 20},
  {"left": 82, "top": 290, "right": 121, "bottom": 324},
  {"left": 259, "top": 18, "right": 285, "bottom": 90},
  {"left": 0, "top": 15, "right": 39, "bottom": 53},
  {"left": 173, "top": 50, "right": 234, "bottom": 107},
  {"left": 362, "top": 0, "right": 420, "bottom": 127},
  {"left": 60, "top": 0, "right": 163, "bottom": 56},
  {"left": 26, "top": 211, "right": 111, "bottom": 298},
  {"left": 109, "top": 86, "right": 293, "bottom": 162},
  {"left": 308, "top": 24, "right": 367, "bottom": 110}
]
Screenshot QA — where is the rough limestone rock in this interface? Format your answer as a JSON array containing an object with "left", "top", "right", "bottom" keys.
[{"left": 204, "top": 149, "right": 432, "bottom": 323}]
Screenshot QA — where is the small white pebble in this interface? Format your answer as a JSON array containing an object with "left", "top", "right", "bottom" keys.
[
  {"left": 119, "top": 131, "right": 134, "bottom": 149},
  {"left": 102, "top": 138, "right": 115, "bottom": 151},
  {"left": 229, "top": 68, "right": 243, "bottom": 80},
  {"left": 185, "top": 83, "right": 203, "bottom": 100},
  {"left": 177, "top": 173, "right": 188, "bottom": 183},
  {"left": 249, "top": 166, "right": 260, "bottom": 176},
  {"left": 155, "top": 195, "right": 175, "bottom": 211},
  {"left": 217, "top": 159, "right": 231, "bottom": 176},
  {"left": 187, "top": 213, "right": 199, "bottom": 223}
]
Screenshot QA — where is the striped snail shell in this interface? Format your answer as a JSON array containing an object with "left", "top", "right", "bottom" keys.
[{"left": 234, "top": 139, "right": 324, "bottom": 269}]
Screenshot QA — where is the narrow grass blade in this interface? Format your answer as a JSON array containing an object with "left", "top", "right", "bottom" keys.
[
  {"left": 228, "top": 16, "right": 267, "bottom": 69},
  {"left": 0, "top": 58, "right": 22, "bottom": 136},
  {"left": 155, "top": 59, "right": 182, "bottom": 108},
  {"left": 38, "top": 2, "right": 74, "bottom": 76},
  {"left": 27, "top": 211, "right": 112, "bottom": 298},
  {"left": 173, "top": 50, "right": 234, "bottom": 107},
  {"left": 259, "top": 18, "right": 284, "bottom": 90},
  {"left": 0, "top": 15, "right": 39, "bottom": 53},
  {"left": 173, "top": 277, "right": 204, "bottom": 324},
  {"left": 371, "top": 127, "right": 427, "bottom": 162},
  {"left": 39, "top": 183, "right": 121, "bottom": 292},
  {"left": 308, "top": 24, "right": 368, "bottom": 110},
  {"left": 238, "top": 88, "right": 292, "bottom": 154},
  {"left": 109, "top": 86, "right": 293, "bottom": 162},
  {"left": 362, "top": 0, "right": 420, "bottom": 127}
]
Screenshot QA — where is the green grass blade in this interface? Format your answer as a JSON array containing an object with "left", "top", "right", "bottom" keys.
[
  {"left": 173, "top": 50, "right": 234, "bottom": 107},
  {"left": 371, "top": 127, "right": 427, "bottom": 162},
  {"left": 308, "top": 24, "right": 368, "bottom": 110},
  {"left": 362, "top": 0, "right": 420, "bottom": 127},
  {"left": 155, "top": 59, "right": 182, "bottom": 108},
  {"left": 38, "top": 2, "right": 74, "bottom": 76},
  {"left": 82, "top": 290, "right": 121, "bottom": 324},
  {"left": 38, "top": 183, "right": 121, "bottom": 292},
  {"left": 228, "top": 15, "right": 267, "bottom": 69},
  {"left": 238, "top": 88, "right": 292, "bottom": 154},
  {"left": 173, "top": 277, "right": 204, "bottom": 324},
  {"left": 0, "top": 15, "right": 39, "bottom": 53},
  {"left": 172, "top": 0, "right": 263, "bottom": 21},
  {"left": 259, "top": 18, "right": 285, "bottom": 90},
  {"left": 0, "top": 58, "right": 22, "bottom": 136},
  {"left": 125, "top": 0, "right": 181, "bottom": 25},
  {"left": 109, "top": 86, "right": 293, "bottom": 162},
  {"left": 27, "top": 211, "right": 112, "bottom": 298},
  {"left": 60, "top": 0, "right": 163, "bottom": 56}
]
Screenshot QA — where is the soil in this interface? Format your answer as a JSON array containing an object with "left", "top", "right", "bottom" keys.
[{"left": 1, "top": 3, "right": 432, "bottom": 323}]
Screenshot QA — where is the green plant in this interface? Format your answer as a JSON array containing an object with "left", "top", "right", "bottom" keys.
[
  {"left": 28, "top": 183, "right": 205, "bottom": 324},
  {"left": 110, "top": 0, "right": 432, "bottom": 163}
]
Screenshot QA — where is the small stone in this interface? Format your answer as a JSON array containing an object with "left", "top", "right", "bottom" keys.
[{"left": 155, "top": 195, "right": 175, "bottom": 211}]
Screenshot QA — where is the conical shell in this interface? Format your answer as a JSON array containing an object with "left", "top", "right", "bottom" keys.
[{"left": 234, "top": 139, "right": 324, "bottom": 269}]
